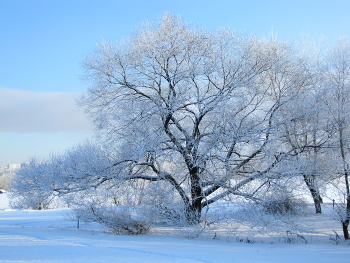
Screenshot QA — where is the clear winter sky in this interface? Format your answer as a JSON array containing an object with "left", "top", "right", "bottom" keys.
[{"left": 1, "top": 0, "right": 350, "bottom": 168}]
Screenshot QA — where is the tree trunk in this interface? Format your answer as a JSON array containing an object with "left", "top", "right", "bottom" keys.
[
  {"left": 303, "top": 174, "right": 322, "bottom": 213},
  {"left": 342, "top": 220, "right": 349, "bottom": 240},
  {"left": 187, "top": 167, "right": 203, "bottom": 224},
  {"left": 185, "top": 203, "right": 202, "bottom": 225},
  {"left": 339, "top": 126, "right": 350, "bottom": 239},
  {"left": 341, "top": 193, "right": 350, "bottom": 240}
]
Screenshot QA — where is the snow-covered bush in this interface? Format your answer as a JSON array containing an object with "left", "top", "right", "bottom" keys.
[
  {"left": 64, "top": 186, "right": 153, "bottom": 235},
  {"left": 201, "top": 199, "right": 312, "bottom": 243},
  {"left": 262, "top": 196, "right": 308, "bottom": 215},
  {"left": 153, "top": 203, "right": 189, "bottom": 225},
  {"left": 77, "top": 205, "right": 151, "bottom": 235}
]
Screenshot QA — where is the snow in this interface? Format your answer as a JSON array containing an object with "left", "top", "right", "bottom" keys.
[{"left": 1, "top": 194, "right": 349, "bottom": 263}]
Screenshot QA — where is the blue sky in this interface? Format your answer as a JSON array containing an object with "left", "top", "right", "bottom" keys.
[{"left": 1, "top": 0, "right": 350, "bottom": 167}]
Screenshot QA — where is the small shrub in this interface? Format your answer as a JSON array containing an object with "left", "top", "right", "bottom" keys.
[
  {"left": 284, "top": 231, "right": 308, "bottom": 244},
  {"left": 154, "top": 203, "right": 189, "bottom": 226},
  {"left": 329, "top": 230, "right": 340, "bottom": 245},
  {"left": 262, "top": 196, "right": 307, "bottom": 215},
  {"left": 73, "top": 205, "right": 152, "bottom": 235}
]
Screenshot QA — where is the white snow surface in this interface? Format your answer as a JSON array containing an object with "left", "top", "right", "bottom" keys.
[{"left": 1, "top": 194, "right": 349, "bottom": 263}]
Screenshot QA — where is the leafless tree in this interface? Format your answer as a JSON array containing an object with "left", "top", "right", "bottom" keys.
[
  {"left": 321, "top": 38, "right": 350, "bottom": 239},
  {"left": 76, "top": 13, "right": 312, "bottom": 223}
]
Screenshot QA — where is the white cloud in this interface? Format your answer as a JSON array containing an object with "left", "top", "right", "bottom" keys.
[{"left": 0, "top": 88, "right": 92, "bottom": 133}]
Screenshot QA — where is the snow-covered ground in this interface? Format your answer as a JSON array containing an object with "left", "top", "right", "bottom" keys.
[{"left": 1, "top": 194, "right": 349, "bottom": 263}]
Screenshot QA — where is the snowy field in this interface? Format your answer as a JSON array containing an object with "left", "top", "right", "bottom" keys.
[{"left": 1, "top": 194, "right": 349, "bottom": 263}]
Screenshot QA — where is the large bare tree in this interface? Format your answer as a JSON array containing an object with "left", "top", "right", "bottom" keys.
[{"left": 74, "top": 14, "right": 312, "bottom": 223}]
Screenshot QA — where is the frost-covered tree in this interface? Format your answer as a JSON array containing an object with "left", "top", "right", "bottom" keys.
[
  {"left": 74, "top": 13, "right": 313, "bottom": 224},
  {"left": 10, "top": 159, "right": 57, "bottom": 210},
  {"left": 321, "top": 38, "right": 350, "bottom": 239},
  {"left": 275, "top": 86, "right": 329, "bottom": 213}
]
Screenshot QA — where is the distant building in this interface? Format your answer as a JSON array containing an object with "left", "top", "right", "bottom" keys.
[
  {"left": 0, "top": 163, "right": 21, "bottom": 176},
  {"left": 7, "top": 163, "right": 20, "bottom": 170}
]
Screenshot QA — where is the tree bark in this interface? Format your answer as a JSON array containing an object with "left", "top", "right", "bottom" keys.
[
  {"left": 342, "top": 219, "right": 349, "bottom": 240},
  {"left": 303, "top": 174, "right": 322, "bottom": 213},
  {"left": 187, "top": 166, "right": 203, "bottom": 224},
  {"left": 339, "top": 125, "right": 350, "bottom": 239}
]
